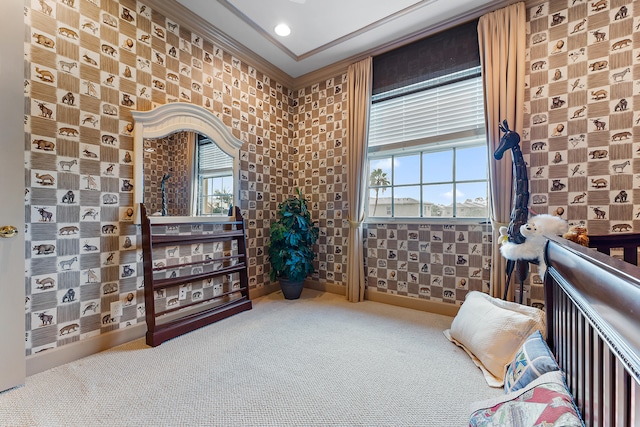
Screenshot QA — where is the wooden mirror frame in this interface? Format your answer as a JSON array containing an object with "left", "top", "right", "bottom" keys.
[{"left": 132, "top": 102, "right": 243, "bottom": 224}]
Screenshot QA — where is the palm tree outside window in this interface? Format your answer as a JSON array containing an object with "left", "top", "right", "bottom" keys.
[{"left": 369, "top": 168, "right": 390, "bottom": 216}]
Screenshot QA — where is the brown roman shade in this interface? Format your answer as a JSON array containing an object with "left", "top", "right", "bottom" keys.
[{"left": 373, "top": 19, "right": 480, "bottom": 95}]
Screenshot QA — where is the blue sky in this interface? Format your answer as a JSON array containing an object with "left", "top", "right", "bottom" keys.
[{"left": 369, "top": 145, "right": 488, "bottom": 206}]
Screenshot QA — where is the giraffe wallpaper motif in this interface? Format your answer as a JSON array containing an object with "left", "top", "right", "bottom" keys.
[
  {"left": 524, "top": 0, "right": 637, "bottom": 233},
  {"left": 22, "top": 0, "right": 639, "bottom": 358},
  {"left": 142, "top": 131, "right": 191, "bottom": 217},
  {"left": 520, "top": 0, "right": 638, "bottom": 302},
  {"left": 292, "top": 77, "right": 351, "bottom": 285},
  {"left": 23, "top": 0, "right": 294, "bottom": 354}
]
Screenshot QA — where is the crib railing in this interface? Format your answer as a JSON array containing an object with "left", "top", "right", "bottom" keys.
[{"left": 544, "top": 235, "right": 640, "bottom": 426}]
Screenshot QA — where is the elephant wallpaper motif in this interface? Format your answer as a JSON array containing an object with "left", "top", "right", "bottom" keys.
[
  {"left": 524, "top": 0, "right": 638, "bottom": 235},
  {"left": 142, "top": 131, "right": 191, "bottom": 217},
  {"left": 23, "top": 0, "right": 293, "bottom": 354},
  {"left": 364, "top": 224, "right": 493, "bottom": 301},
  {"left": 292, "top": 77, "right": 350, "bottom": 285},
  {"left": 22, "top": 0, "right": 640, "bottom": 357}
]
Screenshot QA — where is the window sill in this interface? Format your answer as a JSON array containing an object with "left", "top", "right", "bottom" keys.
[{"left": 364, "top": 217, "right": 490, "bottom": 226}]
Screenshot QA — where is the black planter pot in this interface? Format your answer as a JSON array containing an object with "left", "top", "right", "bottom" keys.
[{"left": 279, "top": 278, "right": 304, "bottom": 300}]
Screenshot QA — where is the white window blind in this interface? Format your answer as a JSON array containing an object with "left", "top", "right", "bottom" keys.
[
  {"left": 196, "top": 137, "right": 234, "bottom": 216},
  {"left": 198, "top": 138, "right": 233, "bottom": 174},
  {"left": 369, "top": 68, "right": 484, "bottom": 148},
  {"left": 366, "top": 66, "right": 488, "bottom": 220}
]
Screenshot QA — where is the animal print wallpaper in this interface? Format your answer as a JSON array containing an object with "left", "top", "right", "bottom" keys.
[
  {"left": 143, "top": 131, "right": 191, "bottom": 216},
  {"left": 364, "top": 224, "right": 493, "bottom": 300},
  {"left": 292, "top": 77, "right": 350, "bottom": 285},
  {"left": 23, "top": 0, "right": 292, "bottom": 354},
  {"left": 22, "top": 0, "right": 637, "bottom": 357},
  {"left": 522, "top": 0, "right": 639, "bottom": 301},
  {"left": 303, "top": 0, "right": 640, "bottom": 307},
  {"left": 524, "top": 0, "right": 637, "bottom": 234},
  {"left": 292, "top": 76, "right": 494, "bottom": 302}
]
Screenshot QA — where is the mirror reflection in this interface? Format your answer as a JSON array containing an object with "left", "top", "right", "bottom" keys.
[
  {"left": 132, "top": 102, "right": 244, "bottom": 223},
  {"left": 194, "top": 134, "right": 234, "bottom": 215},
  {"left": 142, "top": 132, "right": 234, "bottom": 216}
]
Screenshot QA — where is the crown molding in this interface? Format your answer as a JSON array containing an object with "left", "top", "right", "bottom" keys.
[
  {"left": 293, "top": 0, "right": 515, "bottom": 90},
  {"left": 143, "top": 0, "right": 295, "bottom": 89},
  {"left": 217, "top": 0, "right": 299, "bottom": 61},
  {"left": 143, "top": 0, "right": 516, "bottom": 92},
  {"left": 218, "top": 0, "right": 446, "bottom": 63}
]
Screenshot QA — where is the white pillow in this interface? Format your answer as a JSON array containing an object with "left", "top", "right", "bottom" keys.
[{"left": 443, "top": 291, "right": 546, "bottom": 387}]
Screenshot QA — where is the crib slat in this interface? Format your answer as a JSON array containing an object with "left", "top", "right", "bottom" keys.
[
  {"left": 560, "top": 291, "right": 567, "bottom": 379},
  {"left": 593, "top": 333, "right": 604, "bottom": 427},
  {"left": 631, "top": 380, "right": 639, "bottom": 427},
  {"left": 554, "top": 284, "right": 560, "bottom": 353},
  {"left": 577, "top": 313, "right": 586, "bottom": 419},
  {"left": 570, "top": 302, "right": 577, "bottom": 393},
  {"left": 604, "top": 348, "right": 615, "bottom": 426},
  {"left": 583, "top": 325, "right": 593, "bottom": 423},
  {"left": 555, "top": 286, "right": 561, "bottom": 365},
  {"left": 614, "top": 361, "right": 630, "bottom": 426},
  {"left": 562, "top": 296, "right": 571, "bottom": 378},
  {"left": 568, "top": 296, "right": 573, "bottom": 391}
]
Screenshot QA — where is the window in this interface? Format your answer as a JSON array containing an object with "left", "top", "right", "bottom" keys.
[
  {"left": 367, "top": 67, "right": 488, "bottom": 220},
  {"left": 196, "top": 134, "right": 234, "bottom": 216}
]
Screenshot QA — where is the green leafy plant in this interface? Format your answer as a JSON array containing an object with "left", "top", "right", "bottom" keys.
[{"left": 268, "top": 188, "right": 319, "bottom": 282}]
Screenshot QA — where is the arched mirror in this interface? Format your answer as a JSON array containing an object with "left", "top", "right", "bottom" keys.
[{"left": 132, "top": 103, "right": 243, "bottom": 223}]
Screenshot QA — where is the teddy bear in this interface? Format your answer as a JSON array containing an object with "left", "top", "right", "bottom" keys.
[
  {"left": 500, "top": 214, "right": 569, "bottom": 275},
  {"left": 563, "top": 225, "right": 589, "bottom": 247}
]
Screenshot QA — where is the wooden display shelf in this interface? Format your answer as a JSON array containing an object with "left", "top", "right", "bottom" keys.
[{"left": 141, "top": 204, "right": 252, "bottom": 346}]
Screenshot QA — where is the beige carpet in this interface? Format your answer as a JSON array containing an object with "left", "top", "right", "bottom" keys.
[{"left": 0, "top": 289, "right": 502, "bottom": 426}]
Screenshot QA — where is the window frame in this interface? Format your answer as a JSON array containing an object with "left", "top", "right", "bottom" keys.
[
  {"left": 196, "top": 170, "right": 235, "bottom": 216},
  {"left": 195, "top": 136, "right": 235, "bottom": 217},
  {"left": 365, "top": 71, "right": 489, "bottom": 224}
]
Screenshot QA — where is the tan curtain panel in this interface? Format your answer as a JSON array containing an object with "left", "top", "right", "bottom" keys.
[
  {"left": 346, "top": 57, "right": 373, "bottom": 302},
  {"left": 477, "top": 2, "right": 526, "bottom": 300}
]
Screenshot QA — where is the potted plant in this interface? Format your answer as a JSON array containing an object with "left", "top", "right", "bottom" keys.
[{"left": 268, "top": 188, "right": 319, "bottom": 299}]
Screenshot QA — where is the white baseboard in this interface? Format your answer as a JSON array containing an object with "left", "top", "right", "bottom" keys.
[{"left": 306, "top": 280, "right": 459, "bottom": 317}]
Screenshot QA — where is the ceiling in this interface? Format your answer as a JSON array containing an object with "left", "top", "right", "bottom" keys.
[{"left": 175, "top": 0, "right": 507, "bottom": 79}]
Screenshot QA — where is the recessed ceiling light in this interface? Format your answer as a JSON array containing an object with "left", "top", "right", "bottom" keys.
[{"left": 274, "top": 24, "right": 291, "bottom": 37}]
